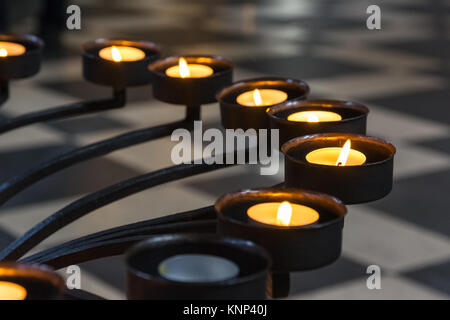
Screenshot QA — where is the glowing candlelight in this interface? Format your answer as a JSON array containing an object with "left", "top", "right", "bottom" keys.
[
  {"left": 165, "top": 58, "right": 214, "bottom": 78},
  {"left": 98, "top": 45, "right": 146, "bottom": 62},
  {"left": 247, "top": 201, "right": 319, "bottom": 227},
  {"left": 287, "top": 110, "right": 342, "bottom": 122},
  {"left": 306, "top": 139, "right": 366, "bottom": 166},
  {"left": 236, "top": 88, "right": 287, "bottom": 107},
  {"left": 0, "top": 41, "right": 26, "bottom": 57},
  {"left": 0, "top": 281, "right": 27, "bottom": 300}
]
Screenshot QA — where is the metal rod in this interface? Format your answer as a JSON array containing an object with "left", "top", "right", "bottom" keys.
[
  {"left": 22, "top": 220, "right": 216, "bottom": 268},
  {"left": 0, "top": 160, "right": 234, "bottom": 261},
  {"left": 23, "top": 206, "right": 216, "bottom": 262},
  {"left": 0, "top": 80, "right": 8, "bottom": 106},
  {"left": 0, "top": 88, "right": 126, "bottom": 134},
  {"left": 0, "top": 117, "right": 195, "bottom": 207},
  {"left": 266, "top": 272, "right": 291, "bottom": 299}
]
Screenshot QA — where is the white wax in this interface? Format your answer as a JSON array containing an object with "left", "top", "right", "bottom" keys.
[{"left": 158, "top": 254, "right": 239, "bottom": 283}]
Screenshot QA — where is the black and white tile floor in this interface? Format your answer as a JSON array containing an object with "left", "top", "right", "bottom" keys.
[{"left": 0, "top": 0, "right": 448, "bottom": 299}]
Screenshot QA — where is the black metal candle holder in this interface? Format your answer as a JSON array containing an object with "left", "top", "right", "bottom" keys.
[
  {"left": 0, "top": 34, "right": 43, "bottom": 81},
  {"left": 268, "top": 99, "right": 369, "bottom": 146},
  {"left": 217, "top": 77, "right": 310, "bottom": 130},
  {"left": 148, "top": 55, "right": 233, "bottom": 108},
  {"left": 216, "top": 187, "right": 346, "bottom": 273},
  {"left": 126, "top": 234, "right": 271, "bottom": 300},
  {"left": 83, "top": 38, "right": 160, "bottom": 89},
  {"left": 0, "top": 262, "right": 64, "bottom": 300},
  {"left": 282, "top": 133, "right": 396, "bottom": 204}
]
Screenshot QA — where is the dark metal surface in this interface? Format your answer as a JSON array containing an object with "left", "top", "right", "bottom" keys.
[
  {"left": 217, "top": 77, "right": 310, "bottom": 130},
  {"left": 23, "top": 206, "right": 217, "bottom": 264},
  {"left": 149, "top": 55, "right": 233, "bottom": 106},
  {"left": 0, "top": 262, "right": 65, "bottom": 300},
  {"left": 268, "top": 99, "right": 369, "bottom": 146},
  {"left": 23, "top": 220, "right": 217, "bottom": 268},
  {"left": 0, "top": 88, "right": 126, "bottom": 135},
  {"left": 83, "top": 38, "right": 160, "bottom": 88},
  {"left": 126, "top": 233, "right": 271, "bottom": 300},
  {"left": 0, "top": 160, "right": 236, "bottom": 261},
  {"left": 0, "top": 34, "right": 43, "bottom": 81},
  {"left": 282, "top": 133, "right": 396, "bottom": 204},
  {"left": 0, "top": 106, "right": 200, "bottom": 207},
  {"left": 0, "top": 80, "right": 8, "bottom": 106},
  {"left": 216, "top": 187, "right": 347, "bottom": 272}
]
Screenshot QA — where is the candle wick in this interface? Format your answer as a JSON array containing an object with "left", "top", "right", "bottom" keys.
[{"left": 337, "top": 162, "right": 343, "bottom": 166}]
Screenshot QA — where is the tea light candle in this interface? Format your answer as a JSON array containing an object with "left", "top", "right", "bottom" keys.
[
  {"left": 306, "top": 139, "right": 366, "bottom": 166},
  {"left": 236, "top": 88, "right": 287, "bottom": 107},
  {"left": 0, "top": 41, "right": 26, "bottom": 57},
  {"left": 98, "top": 45, "right": 146, "bottom": 62},
  {"left": 158, "top": 254, "right": 239, "bottom": 283},
  {"left": 287, "top": 110, "right": 342, "bottom": 122},
  {"left": 247, "top": 201, "right": 319, "bottom": 227},
  {"left": 0, "top": 281, "right": 27, "bottom": 300},
  {"left": 165, "top": 58, "right": 214, "bottom": 78}
]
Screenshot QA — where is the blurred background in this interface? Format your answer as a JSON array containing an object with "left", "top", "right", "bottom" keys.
[{"left": 0, "top": 0, "right": 448, "bottom": 299}]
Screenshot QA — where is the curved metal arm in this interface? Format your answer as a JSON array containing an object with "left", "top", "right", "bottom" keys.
[
  {"left": 22, "top": 220, "right": 216, "bottom": 268},
  {"left": 0, "top": 106, "right": 200, "bottom": 207},
  {"left": 23, "top": 205, "right": 216, "bottom": 263},
  {"left": 0, "top": 88, "right": 126, "bottom": 134},
  {"left": 0, "top": 81, "right": 8, "bottom": 106},
  {"left": 0, "top": 160, "right": 233, "bottom": 261}
]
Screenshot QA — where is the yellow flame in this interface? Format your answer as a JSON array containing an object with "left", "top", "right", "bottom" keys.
[
  {"left": 336, "top": 139, "right": 351, "bottom": 166},
  {"left": 111, "top": 46, "right": 122, "bottom": 62},
  {"left": 253, "top": 89, "right": 262, "bottom": 106},
  {"left": 0, "top": 48, "right": 7, "bottom": 57},
  {"left": 307, "top": 113, "right": 319, "bottom": 122},
  {"left": 179, "top": 58, "right": 190, "bottom": 78},
  {"left": 276, "top": 201, "right": 292, "bottom": 226}
]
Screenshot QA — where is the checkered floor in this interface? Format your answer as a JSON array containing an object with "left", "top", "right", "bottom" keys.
[{"left": 0, "top": 0, "right": 449, "bottom": 299}]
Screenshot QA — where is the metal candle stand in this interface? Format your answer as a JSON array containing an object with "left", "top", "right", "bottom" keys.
[
  {"left": 0, "top": 262, "right": 64, "bottom": 300},
  {"left": 0, "top": 33, "right": 396, "bottom": 300},
  {"left": 268, "top": 99, "right": 369, "bottom": 146},
  {"left": 82, "top": 38, "right": 160, "bottom": 89},
  {"left": 0, "top": 34, "right": 43, "bottom": 107},
  {"left": 216, "top": 187, "right": 346, "bottom": 298},
  {"left": 282, "top": 133, "right": 396, "bottom": 204},
  {"left": 149, "top": 55, "right": 233, "bottom": 117},
  {"left": 126, "top": 234, "right": 271, "bottom": 300},
  {"left": 217, "top": 77, "right": 309, "bottom": 130}
]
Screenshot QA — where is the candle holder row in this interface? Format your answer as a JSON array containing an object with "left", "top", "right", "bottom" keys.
[{"left": 0, "top": 34, "right": 395, "bottom": 300}]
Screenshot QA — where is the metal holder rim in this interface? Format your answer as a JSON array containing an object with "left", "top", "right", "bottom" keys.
[
  {"left": 282, "top": 133, "right": 396, "bottom": 167},
  {"left": 126, "top": 233, "right": 272, "bottom": 287},
  {"left": 267, "top": 99, "right": 369, "bottom": 124},
  {"left": 215, "top": 187, "right": 346, "bottom": 231}
]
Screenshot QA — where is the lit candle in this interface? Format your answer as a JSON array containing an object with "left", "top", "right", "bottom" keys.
[
  {"left": 165, "top": 58, "right": 214, "bottom": 78},
  {"left": 306, "top": 139, "right": 366, "bottom": 166},
  {"left": 0, "top": 281, "right": 27, "bottom": 300},
  {"left": 158, "top": 254, "right": 239, "bottom": 283},
  {"left": 98, "top": 45, "right": 146, "bottom": 62},
  {"left": 236, "top": 88, "right": 287, "bottom": 107},
  {"left": 0, "top": 41, "right": 26, "bottom": 57},
  {"left": 247, "top": 201, "right": 319, "bottom": 227},
  {"left": 287, "top": 110, "right": 342, "bottom": 122}
]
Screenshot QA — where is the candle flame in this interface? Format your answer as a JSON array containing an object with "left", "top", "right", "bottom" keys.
[
  {"left": 253, "top": 89, "right": 262, "bottom": 106},
  {"left": 0, "top": 48, "right": 7, "bottom": 57},
  {"left": 179, "top": 58, "right": 190, "bottom": 78},
  {"left": 276, "top": 201, "right": 292, "bottom": 226},
  {"left": 336, "top": 139, "right": 351, "bottom": 166},
  {"left": 307, "top": 113, "right": 319, "bottom": 122},
  {"left": 111, "top": 46, "right": 122, "bottom": 62}
]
